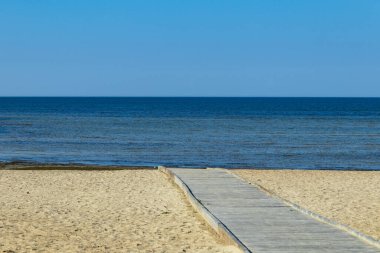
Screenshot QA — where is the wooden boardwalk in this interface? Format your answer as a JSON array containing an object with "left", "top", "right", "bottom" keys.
[{"left": 167, "top": 168, "right": 379, "bottom": 253}]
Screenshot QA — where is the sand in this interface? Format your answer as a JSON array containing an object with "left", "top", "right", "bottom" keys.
[
  {"left": 233, "top": 169, "right": 380, "bottom": 241},
  {"left": 0, "top": 169, "right": 239, "bottom": 253}
]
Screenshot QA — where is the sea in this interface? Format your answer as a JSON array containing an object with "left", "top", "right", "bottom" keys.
[{"left": 0, "top": 97, "right": 379, "bottom": 170}]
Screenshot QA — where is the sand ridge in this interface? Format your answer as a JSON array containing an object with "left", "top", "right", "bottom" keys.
[
  {"left": 0, "top": 169, "right": 239, "bottom": 253},
  {"left": 233, "top": 169, "right": 380, "bottom": 241}
]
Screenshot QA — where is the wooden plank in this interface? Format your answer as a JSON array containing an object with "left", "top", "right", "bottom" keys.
[{"left": 165, "top": 167, "right": 379, "bottom": 253}]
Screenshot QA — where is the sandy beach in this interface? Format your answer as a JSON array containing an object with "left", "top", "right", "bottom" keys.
[
  {"left": 0, "top": 169, "right": 238, "bottom": 253},
  {"left": 233, "top": 170, "right": 380, "bottom": 241}
]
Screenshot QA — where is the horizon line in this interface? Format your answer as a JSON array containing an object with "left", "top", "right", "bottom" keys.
[{"left": 0, "top": 96, "right": 380, "bottom": 98}]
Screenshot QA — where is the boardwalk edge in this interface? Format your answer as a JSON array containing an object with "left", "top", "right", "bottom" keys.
[
  {"left": 224, "top": 169, "right": 380, "bottom": 250},
  {"left": 158, "top": 166, "right": 251, "bottom": 253}
]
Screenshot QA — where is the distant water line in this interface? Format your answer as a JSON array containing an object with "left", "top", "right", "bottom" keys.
[{"left": 0, "top": 97, "right": 379, "bottom": 170}]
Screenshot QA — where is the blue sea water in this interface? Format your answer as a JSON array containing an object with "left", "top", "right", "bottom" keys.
[{"left": 0, "top": 97, "right": 379, "bottom": 170}]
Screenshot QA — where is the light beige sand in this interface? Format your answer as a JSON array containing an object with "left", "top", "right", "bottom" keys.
[
  {"left": 0, "top": 169, "right": 239, "bottom": 253},
  {"left": 233, "top": 170, "right": 380, "bottom": 240}
]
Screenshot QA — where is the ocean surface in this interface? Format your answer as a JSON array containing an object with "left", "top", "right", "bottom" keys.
[{"left": 0, "top": 97, "right": 379, "bottom": 170}]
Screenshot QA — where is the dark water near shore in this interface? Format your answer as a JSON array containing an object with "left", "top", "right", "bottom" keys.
[{"left": 0, "top": 97, "right": 379, "bottom": 170}]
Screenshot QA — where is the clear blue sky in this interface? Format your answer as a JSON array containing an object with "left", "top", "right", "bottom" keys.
[{"left": 1, "top": 1, "right": 379, "bottom": 96}]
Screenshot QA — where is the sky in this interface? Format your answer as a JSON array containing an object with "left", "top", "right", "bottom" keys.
[{"left": 0, "top": 1, "right": 379, "bottom": 97}]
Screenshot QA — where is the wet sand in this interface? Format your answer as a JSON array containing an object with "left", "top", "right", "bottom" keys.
[
  {"left": 0, "top": 169, "right": 238, "bottom": 253},
  {"left": 233, "top": 170, "right": 380, "bottom": 240}
]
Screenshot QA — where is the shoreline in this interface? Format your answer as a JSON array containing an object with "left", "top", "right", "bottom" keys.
[
  {"left": 0, "top": 162, "right": 155, "bottom": 170},
  {"left": 1, "top": 161, "right": 379, "bottom": 171}
]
